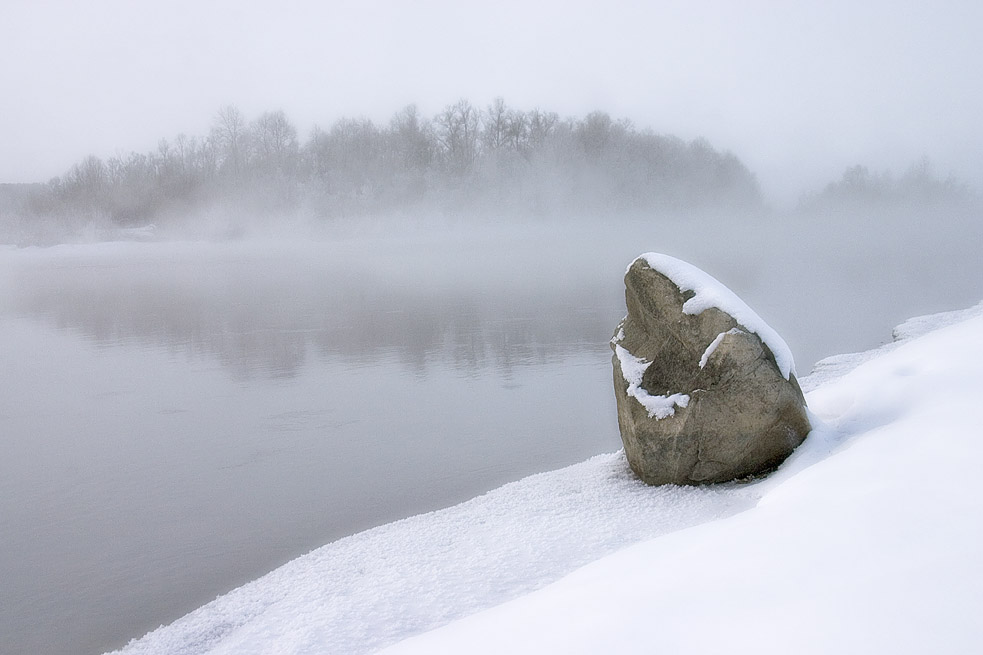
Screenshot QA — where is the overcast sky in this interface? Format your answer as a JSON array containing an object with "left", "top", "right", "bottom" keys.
[{"left": 2, "top": 0, "right": 980, "bottom": 203}]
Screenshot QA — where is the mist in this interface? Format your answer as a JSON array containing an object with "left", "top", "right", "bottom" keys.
[
  {"left": 2, "top": 96, "right": 980, "bottom": 369},
  {"left": 4, "top": 1, "right": 983, "bottom": 198},
  {"left": 2, "top": 2, "right": 982, "bottom": 655}
]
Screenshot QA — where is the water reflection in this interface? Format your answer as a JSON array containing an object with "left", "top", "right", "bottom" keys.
[{"left": 4, "top": 244, "right": 622, "bottom": 379}]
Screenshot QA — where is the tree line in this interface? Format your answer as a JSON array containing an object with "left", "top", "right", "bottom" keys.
[
  {"left": 798, "top": 158, "right": 978, "bottom": 213},
  {"left": 16, "top": 98, "right": 763, "bottom": 231}
]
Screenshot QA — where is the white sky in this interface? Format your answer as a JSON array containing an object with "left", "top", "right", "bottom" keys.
[{"left": 2, "top": 0, "right": 981, "bottom": 203}]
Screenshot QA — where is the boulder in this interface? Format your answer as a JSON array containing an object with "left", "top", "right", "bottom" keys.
[{"left": 611, "top": 253, "right": 811, "bottom": 485}]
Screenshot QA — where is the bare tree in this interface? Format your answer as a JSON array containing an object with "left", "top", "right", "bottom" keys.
[
  {"left": 323, "top": 117, "right": 384, "bottom": 196},
  {"left": 576, "top": 111, "right": 614, "bottom": 158},
  {"left": 434, "top": 99, "right": 479, "bottom": 175},
  {"left": 252, "top": 110, "right": 299, "bottom": 173},
  {"left": 526, "top": 109, "right": 558, "bottom": 147},
  {"left": 481, "top": 97, "right": 509, "bottom": 152},
  {"left": 504, "top": 109, "right": 529, "bottom": 152},
  {"left": 210, "top": 105, "right": 248, "bottom": 181},
  {"left": 388, "top": 104, "right": 432, "bottom": 170}
]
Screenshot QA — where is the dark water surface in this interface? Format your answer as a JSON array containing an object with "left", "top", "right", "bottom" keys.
[{"left": 1, "top": 219, "right": 980, "bottom": 655}]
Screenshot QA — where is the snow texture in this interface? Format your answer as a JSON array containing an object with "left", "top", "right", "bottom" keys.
[
  {"left": 112, "top": 302, "right": 983, "bottom": 655},
  {"left": 110, "top": 457, "right": 752, "bottom": 655},
  {"left": 613, "top": 343, "right": 690, "bottom": 419},
  {"left": 800, "top": 300, "right": 983, "bottom": 393},
  {"left": 632, "top": 253, "right": 796, "bottom": 379},
  {"left": 381, "top": 305, "right": 983, "bottom": 655}
]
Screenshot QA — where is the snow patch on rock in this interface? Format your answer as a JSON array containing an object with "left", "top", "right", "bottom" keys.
[
  {"left": 614, "top": 343, "right": 690, "bottom": 419},
  {"left": 698, "top": 327, "right": 745, "bottom": 369}
]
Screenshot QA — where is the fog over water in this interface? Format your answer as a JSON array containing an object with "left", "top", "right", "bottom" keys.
[
  {"left": 0, "top": 231, "right": 620, "bottom": 655},
  {"left": 2, "top": 209, "right": 981, "bottom": 654},
  {"left": 2, "top": 2, "right": 982, "bottom": 655}
]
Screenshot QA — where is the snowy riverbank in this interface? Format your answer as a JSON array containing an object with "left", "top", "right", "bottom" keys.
[{"left": 113, "top": 302, "right": 983, "bottom": 655}]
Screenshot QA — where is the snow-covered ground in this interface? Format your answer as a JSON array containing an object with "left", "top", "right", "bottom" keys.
[{"left": 112, "top": 302, "right": 983, "bottom": 655}]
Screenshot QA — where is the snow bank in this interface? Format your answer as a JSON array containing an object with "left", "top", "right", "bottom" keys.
[
  {"left": 800, "top": 301, "right": 983, "bottom": 393},
  {"left": 381, "top": 306, "right": 983, "bottom": 655},
  {"left": 632, "top": 253, "right": 796, "bottom": 379},
  {"left": 111, "top": 458, "right": 754, "bottom": 655}
]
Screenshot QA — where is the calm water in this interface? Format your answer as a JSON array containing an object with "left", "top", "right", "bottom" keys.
[
  {"left": 1, "top": 218, "right": 980, "bottom": 655},
  {"left": 0, "top": 235, "right": 629, "bottom": 655}
]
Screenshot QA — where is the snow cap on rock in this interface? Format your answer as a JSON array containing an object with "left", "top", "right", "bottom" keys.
[{"left": 631, "top": 253, "right": 795, "bottom": 380}]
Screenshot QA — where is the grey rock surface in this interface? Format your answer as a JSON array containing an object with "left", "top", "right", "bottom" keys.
[{"left": 612, "top": 257, "right": 811, "bottom": 485}]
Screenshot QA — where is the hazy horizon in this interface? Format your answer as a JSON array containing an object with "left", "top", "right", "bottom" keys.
[{"left": 3, "top": 0, "right": 982, "bottom": 204}]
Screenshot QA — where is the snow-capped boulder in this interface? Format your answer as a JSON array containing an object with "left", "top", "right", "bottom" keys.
[{"left": 612, "top": 254, "right": 810, "bottom": 485}]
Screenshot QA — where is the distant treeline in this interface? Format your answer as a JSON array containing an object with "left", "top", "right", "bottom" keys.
[
  {"left": 9, "top": 99, "right": 762, "bottom": 230},
  {"left": 798, "top": 158, "right": 979, "bottom": 214},
  {"left": 2, "top": 100, "right": 978, "bottom": 245}
]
